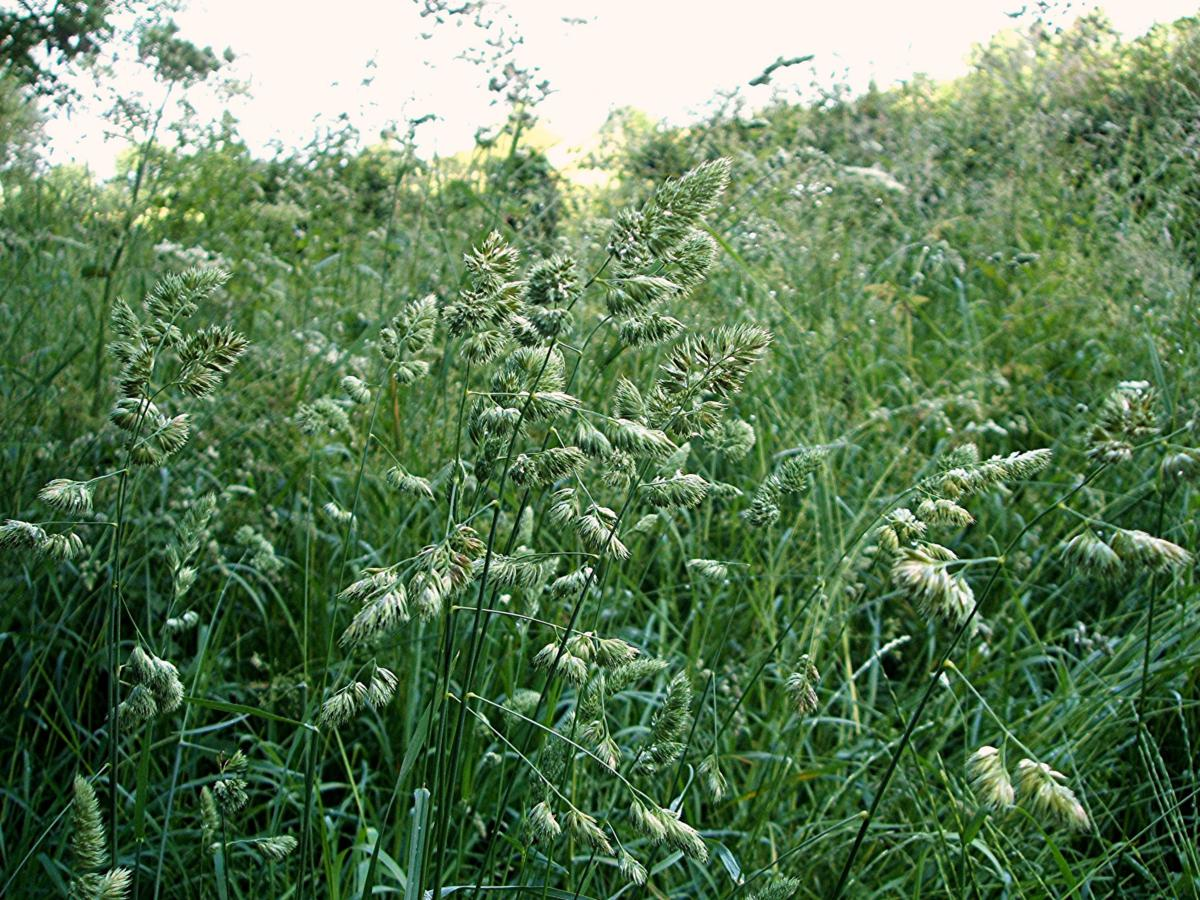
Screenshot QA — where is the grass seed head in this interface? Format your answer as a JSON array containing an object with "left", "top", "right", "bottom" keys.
[
  {"left": 617, "top": 848, "right": 648, "bottom": 885},
  {"left": 892, "top": 545, "right": 976, "bottom": 625},
  {"left": 967, "top": 745, "right": 1015, "bottom": 810},
  {"left": 787, "top": 655, "right": 821, "bottom": 715},
  {"left": 1017, "top": 759, "right": 1090, "bottom": 830},
  {"left": 527, "top": 800, "right": 561, "bottom": 842},
  {"left": 1059, "top": 530, "right": 1122, "bottom": 579},
  {"left": 564, "top": 808, "right": 612, "bottom": 855},
  {"left": 71, "top": 776, "right": 107, "bottom": 873},
  {"left": 38, "top": 478, "right": 94, "bottom": 515},
  {"left": 1110, "top": 528, "right": 1192, "bottom": 573}
]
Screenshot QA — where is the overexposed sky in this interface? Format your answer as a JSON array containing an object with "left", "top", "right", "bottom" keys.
[{"left": 43, "top": 0, "right": 1200, "bottom": 176}]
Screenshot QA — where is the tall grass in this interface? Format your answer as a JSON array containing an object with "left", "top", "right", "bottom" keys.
[{"left": 2, "top": 10, "right": 1199, "bottom": 899}]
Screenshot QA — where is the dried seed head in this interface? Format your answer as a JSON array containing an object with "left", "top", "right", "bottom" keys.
[
  {"left": 787, "top": 655, "right": 821, "bottom": 715},
  {"left": 527, "top": 800, "right": 561, "bottom": 842},
  {"left": 1017, "top": 759, "right": 1090, "bottom": 830},
  {"left": 38, "top": 478, "right": 95, "bottom": 515},
  {"left": 967, "top": 745, "right": 1015, "bottom": 810},
  {"left": 1060, "top": 531, "right": 1123, "bottom": 579},
  {"left": 617, "top": 848, "right": 648, "bottom": 885},
  {"left": 1111, "top": 528, "right": 1192, "bottom": 574},
  {"left": 564, "top": 808, "right": 612, "bottom": 855}
]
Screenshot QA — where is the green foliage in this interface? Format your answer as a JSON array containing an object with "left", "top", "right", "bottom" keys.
[
  {"left": 136, "top": 19, "right": 229, "bottom": 86},
  {"left": 0, "top": 74, "right": 42, "bottom": 168},
  {"left": 0, "top": 0, "right": 112, "bottom": 94}
]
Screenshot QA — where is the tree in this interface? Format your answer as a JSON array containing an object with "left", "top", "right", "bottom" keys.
[{"left": 0, "top": 0, "right": 114, "bottom": 98}]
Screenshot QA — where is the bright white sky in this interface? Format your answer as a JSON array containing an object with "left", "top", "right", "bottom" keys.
[{"left": 43, "top": 0, "right": 1200, "bottom": 176}]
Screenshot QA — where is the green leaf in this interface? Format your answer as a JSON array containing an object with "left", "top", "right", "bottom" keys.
[{"left": 185, "top": 696, "right": 312, "bottom": 729}]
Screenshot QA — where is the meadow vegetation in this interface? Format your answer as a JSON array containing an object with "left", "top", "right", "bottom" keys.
[{"left": 2, "top": 7, "right": 1200, "bottom": 898}]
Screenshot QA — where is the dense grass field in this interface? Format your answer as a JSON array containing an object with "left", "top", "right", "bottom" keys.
[{"left": 2, "top": 9, "right": 1200, "bottom": 898}]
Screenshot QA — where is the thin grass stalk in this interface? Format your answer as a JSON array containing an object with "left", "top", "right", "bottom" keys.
[
  {"left": 152, "top": 556, "right": 243, "bottom": 897},
  {"left": 429, "top": 254, "right": 615, "bottom": 893},
  {"left": 298, "top": 388, "right": 386, "bottom": 900},
  {"left": 103, "top": 398, "right": 160, "bottom": 867},
  {"left": 1138, "top": 485, "right": 1172, "bottom": 708},
  {"left": 428, "top": 336, "right": 564, "bottom": 896},
  {"left": 470, "top": 366, "right": 733, "bottom": 891}
]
